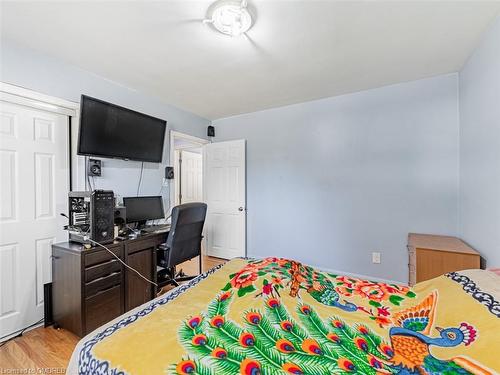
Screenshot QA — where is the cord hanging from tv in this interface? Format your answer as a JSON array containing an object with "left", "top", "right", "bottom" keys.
[{"left": 77, "top": 95, "right": 167, "bottom": 163}]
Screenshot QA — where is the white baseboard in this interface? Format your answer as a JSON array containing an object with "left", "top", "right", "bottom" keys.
[{"left": 0, "top": 321, "right": 44, "bottom": 343}]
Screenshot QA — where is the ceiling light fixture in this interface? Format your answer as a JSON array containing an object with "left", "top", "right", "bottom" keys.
[{"left": 204, "top": 0, "right": 253, "bottom": 37}]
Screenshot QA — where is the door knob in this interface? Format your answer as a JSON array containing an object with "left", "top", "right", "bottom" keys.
[{"left": 238, "top": 207, "right": 244, "bottom": 211}]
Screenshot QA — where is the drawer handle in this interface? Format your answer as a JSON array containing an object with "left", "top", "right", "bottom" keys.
[
  {"left": 90, "top": 284, "right": 120, "bottom": 298},
  {"left": 87, "top": 258, "right": 119, "bottom": 269},
  {"left": 86, "top": 259, "right": 119, "bottom": 272},
  {"left": 87, "top": 271, "right": 121, "bottom": 285},
  {"left": 86, "top": 269, "right": 121, "bottom": 282}
]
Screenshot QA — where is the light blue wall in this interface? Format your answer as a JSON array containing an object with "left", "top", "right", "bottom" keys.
[
  {"left": 459, "top": 16, "right": 500, "bottom": 268},
  {"left": 1, "top": 40, "right": 467, "bottom": 280},
  {"left": 0, "top": 39, "right": 209, "bottom": 203},
  {"left": 213, "top": 74, "right": 460, "bottom": 282}
]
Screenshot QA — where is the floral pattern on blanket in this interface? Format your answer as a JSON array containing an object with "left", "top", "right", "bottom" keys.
[
  {"left": 222, "top": 257, "right": 416, "bottom": 327},
  {"left": 77, "top": 258, "right": 500, "bottom": 375},
  {"left": 171, "top": 258, "right": 494, "bottom": 375}
]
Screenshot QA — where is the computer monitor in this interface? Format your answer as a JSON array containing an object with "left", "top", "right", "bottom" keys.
[{"left": 123, "top": 196, "right": 164, "bottom": 226}]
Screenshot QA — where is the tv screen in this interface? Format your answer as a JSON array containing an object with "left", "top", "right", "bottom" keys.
[{"left": 78, "top": 95, "right": 167, "bottom": 162}]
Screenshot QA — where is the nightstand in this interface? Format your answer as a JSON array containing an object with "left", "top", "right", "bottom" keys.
[{"left": 407, "top": 233, "right": 480, "bottom": 286}]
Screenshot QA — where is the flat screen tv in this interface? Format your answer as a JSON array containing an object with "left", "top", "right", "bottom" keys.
[{"left": 78, "top": 95, "right": 167, "bottom": 162}]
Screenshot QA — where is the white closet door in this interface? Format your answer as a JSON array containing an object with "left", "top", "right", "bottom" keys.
[
  {"left": 0, "top": 100, "right": 68, "bottom": 338},
  {"left": 203, "top": 140, "right": 246, "bottom": 259}
]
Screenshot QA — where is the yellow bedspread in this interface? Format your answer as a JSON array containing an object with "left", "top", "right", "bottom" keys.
[{"left": 72, "top": 258, "right": 500, "bottom": 375}]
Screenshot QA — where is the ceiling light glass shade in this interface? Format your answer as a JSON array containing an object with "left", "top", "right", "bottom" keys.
[{"left": 205, "top": 0, "right": 253, "bottom": 37}]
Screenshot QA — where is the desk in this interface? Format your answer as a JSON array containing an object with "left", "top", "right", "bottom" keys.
[{"left": 52, "top": 230, "right": 169, "bottom": 337}]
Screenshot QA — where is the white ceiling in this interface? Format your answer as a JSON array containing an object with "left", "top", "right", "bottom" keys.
[{"left": 2, "top": 1, "right": 500, "bottom": 120}]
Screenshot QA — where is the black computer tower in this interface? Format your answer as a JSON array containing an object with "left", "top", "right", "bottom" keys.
[{"left": 68, "top": 190, "right": 115, "bottom": 244}]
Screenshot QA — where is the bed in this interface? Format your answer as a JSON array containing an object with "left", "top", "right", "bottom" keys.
[{"left": 68, "top": 257, "right": 500, "bottom": 374}]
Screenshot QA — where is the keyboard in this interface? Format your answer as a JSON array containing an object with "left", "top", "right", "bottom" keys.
[{"left": 141, "top": 224, "right": 170, "bottom": 233}]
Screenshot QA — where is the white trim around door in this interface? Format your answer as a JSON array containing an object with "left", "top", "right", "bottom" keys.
[
  {"left": 168, "top": 130, "right": 209, "bottom": 215},
  {"left": 0, "top": 82, "right": 78, "bottom": 116},
  {"left": 0, "top": 82, "right": 85, "bottom": 192}
]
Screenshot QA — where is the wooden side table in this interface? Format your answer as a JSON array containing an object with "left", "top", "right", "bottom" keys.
[{"left": 407, "top": 233, "right": 480, "bottom": 286}]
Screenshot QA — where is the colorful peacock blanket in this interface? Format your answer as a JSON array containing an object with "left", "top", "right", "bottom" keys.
[{"left": 71, "top": 257, "right": 500, "bottom": 375}]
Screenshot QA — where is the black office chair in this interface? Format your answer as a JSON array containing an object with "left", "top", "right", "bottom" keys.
[{"left": 156, "top": 202, "right": 207, "bottom": 287}]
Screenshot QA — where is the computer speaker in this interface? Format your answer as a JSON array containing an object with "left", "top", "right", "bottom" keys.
[
  {"left": 87, "top": 158, "right": 102, "bottom": 177},
  {"left": 207, "top": 125, "right": 215, "bottom": 137},
  {"left": 165, "top": 166, "right": 174, "bottom": 179},
  {"left": 114, "top": 206, "right": 126, "bottom": 226}
]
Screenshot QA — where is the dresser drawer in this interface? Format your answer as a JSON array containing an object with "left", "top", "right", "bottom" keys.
[
  {"left": 416, "top": 248, "right": 480, "bottom": 283},
  {"left": 85, "top": 272, "right": 122, "bottom": 297},
  {"left": 85, "top": 259, "right": 121, "bottom": 283},
  {"left": 85, "top": 285, "right": 122, "bottom": 334},
  {"left": 126, "top": 237, "right": 158, "bottom": 255},
  {"left": 84, "top": 246, "right": 121, "bottom": 267}
]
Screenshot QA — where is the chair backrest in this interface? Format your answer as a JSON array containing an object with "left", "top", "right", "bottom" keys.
[{"left": 166, "top": 202, "right": 207, "bottom": 267}]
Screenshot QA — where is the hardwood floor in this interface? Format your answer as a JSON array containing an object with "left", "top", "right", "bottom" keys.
[
  {"left": 158, "top": 255, "right": 227, "bottom": 293},
  {"left": 0, "top": 326, "right": 79, "bottom": 372},
  {"left": 179, "top": 254, "right": 226, "bottom": 276},
  {"left": 0, "top": 255, "right": 226, "bottom": 372}
]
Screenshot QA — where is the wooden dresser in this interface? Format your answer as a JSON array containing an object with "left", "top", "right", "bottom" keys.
[
  {"left": 52, "top": 232, "right": 167, "bottom": 337},
  {"left": 407, "top": 233, "right": 480, "bottom": 286}
]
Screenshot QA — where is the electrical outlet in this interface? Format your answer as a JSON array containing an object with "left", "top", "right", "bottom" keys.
[{"left": 372, "top": 252, "right": 381, "bottom": 264}]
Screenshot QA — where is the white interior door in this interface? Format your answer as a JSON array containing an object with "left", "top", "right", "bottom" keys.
[
  {"left": 174, "top": 149, "right": 181, "bottom": 205},
  {"left": 204, "top": 140, "right": 246, "bottom": 259},
  {"left": 0, "top": 100, "right": 69, "bottom": 338},
  {"left": 180, "top": 150, "right": 202, "bottom": 204}
]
